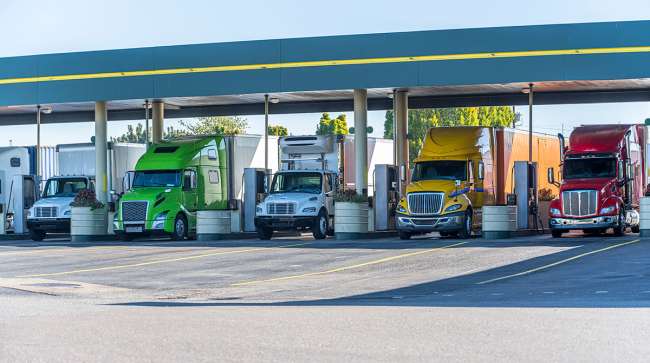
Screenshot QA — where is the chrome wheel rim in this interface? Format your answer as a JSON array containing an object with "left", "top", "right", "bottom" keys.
[
  {"left": 320, "top": 216, "right": 327, "bottom": 234},
  {"left": 466, "top": 215, "right": 472, "bottom": 235},
  {"left": 176, "top": 219, "right": 185, "bottom": 236}
]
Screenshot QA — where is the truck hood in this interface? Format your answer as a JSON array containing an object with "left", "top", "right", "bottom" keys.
[
  {"left": 560, "top": 178, "right": 614, "bottom": 192},
  {"left": 33, "top": 197, "right": 74, "bottom": 209},
  {"left": 264, "top": 193, "right": 320, "bottom": 204},
  {"left": 406, "top": 180, "right": 457, "bottom": 194}
]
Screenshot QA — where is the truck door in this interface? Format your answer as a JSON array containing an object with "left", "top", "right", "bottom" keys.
[
  {"left": 324, "top": 173, "right": 335, "bottom": 217},
  {"left": 182, "top": 169, "right": 199, "bottom": 213}
]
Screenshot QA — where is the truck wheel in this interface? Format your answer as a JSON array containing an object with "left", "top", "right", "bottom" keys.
[
  {"left": 439, "top": 232, "right": 450, "bottom": 238},
  {"left": 172, "top": 214, "right": 188, "bottom": 241},
  {"left": 399, "top": 231, "right": 412, "bottom": 240},
  {"left": 257, "top": 227, "right": 273, "bottom": 240},
  {"left": 614, "top": 210, "right": 626, "bottom": 237},
  {"left": 551, "top": 230, "right": 564, "bottom": 238},
  {"left": 632, "top": 225, "right": 640, "bottom": 233},
  {"left": 457, "top": 211, "right": 473, "bottom": 239},
  {"left": 312, "top": 210, "right": 328, "bottom": 240},
  {"left": 29, "top": 230, "right": 46, "bottom": 242}
]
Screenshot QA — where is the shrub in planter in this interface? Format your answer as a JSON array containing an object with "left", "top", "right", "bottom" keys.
[
  {"left": 70, "top": 189, "right": 105, "bottom": 210},
  {"left": 538, "top": 188, "right": 556, "bottom": 202},
  {"left": 334, "top": 189, "right": 368, "bottom": 204}
]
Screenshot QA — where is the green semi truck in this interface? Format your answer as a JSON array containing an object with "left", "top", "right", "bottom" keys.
[{"left": 114, "top": 136, "right": 231, "bottom": 240}]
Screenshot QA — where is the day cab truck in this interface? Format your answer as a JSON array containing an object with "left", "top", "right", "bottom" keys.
[
  {"left": 255, "top": 136, "right": 339, "bottom": 240},
  {"left": 396, "top": 126, "right": 560, "bottom": 240},
  {"left": 548, "top": 124, "right": 645, "bottom": 237}
]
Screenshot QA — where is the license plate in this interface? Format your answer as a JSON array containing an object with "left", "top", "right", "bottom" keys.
[{"left": 125, "top": 226, "right": 143, "bottom": 233}]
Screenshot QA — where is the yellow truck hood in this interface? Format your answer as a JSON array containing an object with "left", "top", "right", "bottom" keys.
[{"left": 406, "top": 180, "right": 457, "bottom": 194}]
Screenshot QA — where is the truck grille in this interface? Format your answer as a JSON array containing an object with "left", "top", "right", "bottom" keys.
[
  {"left": 35, "top": 207, "right": 57, "bottom": 218},
  {"left": 408, "top": 192, "right": 444, "bottom": 215},
  {"left": 562, "top": 190, "right": 597, "bottom": 217},
  {"left": 122, "top": 201, "right": 148, "bottom": 222},
  {"left": 267, "top": 203, "right": 296, "bottom": 215}
]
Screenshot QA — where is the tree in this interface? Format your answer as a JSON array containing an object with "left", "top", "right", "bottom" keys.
[
  {"left": 384, "top": 106, "right": 519, "bottom": 162},
  {"left": 267, "top": 124, "right": 288, "bottom": 136},
  {"left": 316, "top": 113, "right": 348, "bottom": 135},
  {"left": 112, "top": 116, "right": 249, "bottom": 143},
  {"left": 179, "top": 116, "right": 248, "bottom": 135}
]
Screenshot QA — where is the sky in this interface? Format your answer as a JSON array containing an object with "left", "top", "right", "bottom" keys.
[{"left": 0, "top": 0, "right": 649, "bottom": 146}]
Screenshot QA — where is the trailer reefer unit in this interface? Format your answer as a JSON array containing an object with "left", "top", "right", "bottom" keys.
[
  {"left": 395, "top": 127, "right": 561, "bottom": 239},
  {"left": 548, "top": 124, "right": 645, "bottom": 237}
]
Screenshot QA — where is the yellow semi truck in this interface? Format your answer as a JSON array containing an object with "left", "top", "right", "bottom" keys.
[{"left": 395, "top": 126, "right": 560, "bottom": 240}]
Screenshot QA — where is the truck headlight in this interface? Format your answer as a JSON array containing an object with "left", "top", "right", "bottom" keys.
[
  {"left": 152, "top": 212, "right": 167, "bottom": 230},
  {"left": 302, "top": 207, "right": 317, "bottom": 213},
  {"left": 64, "top": 209, "right": 72, "bottom": 216},
  {"left": 396, "top": 205, "right": 407, "bottom": 214},
  {"left": 445, "top": 204, "right": 463, "bottom": 212},
  {"left": 256, "top": 206, "right": 263, "bottom": 214},
  {"left": 600, "top": 206, "right": 616, "bottom": 215},
  {"left": 27, "top": 210, "right": 31, "bottom": 217},
  {"left": 549, "top": 208, "right": 561, "bottom": 216}
]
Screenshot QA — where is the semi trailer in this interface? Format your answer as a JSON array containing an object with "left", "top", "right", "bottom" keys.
[
  {"left": 548, "top": 124, "right": 645, "bottom": 237},
  {"left": 395, "top": 127, "right": 561, "bottom": 239}
]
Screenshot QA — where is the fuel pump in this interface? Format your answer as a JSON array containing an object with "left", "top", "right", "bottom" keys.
[
  {"left": 243, "top": 168, "right": 270, "bottom": 232},
  {"left": 374, "top": 164, "right": 399, "bottom": 231}
]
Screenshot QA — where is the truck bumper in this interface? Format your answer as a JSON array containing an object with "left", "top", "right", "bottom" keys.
[
  {"left": 27, "top": 218, "right": 70, "bottom": 233},
  {"left": 549, "top": 216, "right": 618, "bottom": 231},
  {"left": 255, "top": 216, "right": 318, "bottom": 230},
  {"left": 396, "top": 212, "right": 465, "bottom": 233}
]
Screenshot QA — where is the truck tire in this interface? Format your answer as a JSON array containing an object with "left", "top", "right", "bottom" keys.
[
  {"left": 29, "top": 230, "right": 45, "bottom": 242},
  {"left": 457, "top": 211, "right": 473, "bottom": 239},
  {"left": 399, "top": 231, "right": 412, "bottom": 240},
  {"left": 312, "top": 210, "right": 328, "bottom": 240},
  {"left": 172, "top": 214, "right": 188, "bottom": 241},
  {"left": 632, "top": 225, "right": 640, "bottom": 233},
  {"left": 119, "top": 233, "right": 134, "bottom": 242},
  {"left": 614, "top": 210, "right": 626, "bottom": 237},
  {"left": 257, "top": 227, "right": 273, "bottom": 240},
  {"left": 551, "top": 230, "right": 564, "bottom": 238}
]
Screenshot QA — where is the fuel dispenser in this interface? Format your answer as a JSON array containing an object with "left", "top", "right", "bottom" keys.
[
  {"left": 243, "top": 168, "right": 270, "bottom": 232},
  {"left": 3, "top": 175, "right": 37, "bottom": 234},
  {"left": 374, "top": 164, "right": 399, "bottom": 231},
  {"left": 514, "top": 161, "right": 539, "bottom": 230}
]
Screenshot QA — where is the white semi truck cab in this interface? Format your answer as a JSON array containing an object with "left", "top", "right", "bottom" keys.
[
  {"left": 27, "top": 176, "right": 94, "bottom": 241},
  {"left": 255, "top": 135, "right": 340, "bottom": 240}
]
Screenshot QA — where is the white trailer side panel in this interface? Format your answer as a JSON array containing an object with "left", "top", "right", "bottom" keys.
[{"left": 231, "top": 135, "right": 279, "bottom": 200}]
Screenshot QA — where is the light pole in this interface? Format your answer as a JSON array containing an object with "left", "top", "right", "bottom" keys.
[
  {"left": 264, "top": 95, "right": 280, "bottom": 171},
  {"left": 144, "top": 100, "right": 150, "bottom": 149},
  {"left": 35, "top": 105, "right": 52, "bottom": 185}
]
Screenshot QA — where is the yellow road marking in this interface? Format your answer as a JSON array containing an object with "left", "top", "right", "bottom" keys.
[
  {"left": 231, "top": 241, "right": 469, "bottom": 286},
  {"left": 476, "top": 239, "right": 640, "bottom": 285},
  {"left": 0, "top": 46, "right": 649, "bottom": 85},
  {"left": 16, "top": 242, "right": 311, "bottom": 278}
]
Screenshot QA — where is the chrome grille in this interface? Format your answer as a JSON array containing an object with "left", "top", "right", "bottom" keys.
[
  {"left": 562, "top": 190, "right": 597, "bottom": 217},
  {"left": 35, "top": 207, "right": 57, "bottom": 218},
  {"left": 267, "top": 202, "right": 296, "bottom": 215},
  {"left": 122, "top": 201, "right": 148, "bottom": 222},
  {"left": 408, "top": 192, "right": 444, "bottom": 215}
]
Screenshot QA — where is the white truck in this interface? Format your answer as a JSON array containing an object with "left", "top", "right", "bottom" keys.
[
  {"left": 255, "top": 135, "right": 339, "bottom": 240},
  {"left": 26, "top": 142, "right": 145, "bottom": 241}
]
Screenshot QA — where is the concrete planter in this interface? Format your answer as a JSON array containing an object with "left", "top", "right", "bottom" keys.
[
  {"left": 197, "top": 210, "right": 231, "bottom": 241},
  {"left": 71, "top": 206, "right": 108, "bottom": 242},
  {"left": 482, "top": 205, "right": 517, "bottom": 239},
  {"left": 335, "top": 202, "right": 368, "bottom": 240},
  {"left": 640, "top": 197, "right": 650, "bottom": 238}
]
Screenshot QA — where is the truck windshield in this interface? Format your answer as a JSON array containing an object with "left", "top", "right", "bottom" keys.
[
  {"left": 132, "top": 170, "right": 181, "bottom": 187},
  {"left": 563, "top": 158, "right": 616, "bottom": 179},
  {"left": 42, "top": 178, "right": 89, "bottom": 198},
  {"left": 271, "top": 173, "right": 322, "bottom": 194},
  {"left": 412, "top": 161, "right": 467, "bottom": 181}
]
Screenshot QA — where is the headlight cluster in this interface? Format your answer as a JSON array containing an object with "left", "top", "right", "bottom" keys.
[
  {"left": 152, "top": 212, "right": 168, "bottom": 230},
  {"left": 549, "top": 208, "right": 561, "bottom": 216},
  {"left": 396, "top": 204, "right": 407, "bottom": 214},
  {"left": 64, "top": 209, "right": 72, "bottom": 216},
  {"left": 256, "top": 206, "right": 263, "bottom": 214},
  {"left": 302, "top": 207, "right": 317, "bottom": 213},
  {"left": 600, "top": 206, "right": 616, "bottom": 215},
  {"left": 445, "top": 204, "right": 463, "bottom": 212}
]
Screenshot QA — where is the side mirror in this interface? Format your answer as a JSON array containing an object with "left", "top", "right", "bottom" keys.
[
  {"left": 547, "top": 168, "right": 555, "bottom": 185},
  {"left": 455, "top": 180, "right": 462, "bottom": 187}
]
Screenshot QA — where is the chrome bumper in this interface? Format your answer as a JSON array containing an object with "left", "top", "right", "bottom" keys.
[
  {"left": 396, "top": 212, "right": 464, "bottom": 232},
  {"left": 550, "top": 216, "right": 618, "bottom": 230}
]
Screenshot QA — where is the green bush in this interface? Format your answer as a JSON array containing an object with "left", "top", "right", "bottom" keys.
[{"left": 334, "top": 189, "right": 368, "bottom": 203}]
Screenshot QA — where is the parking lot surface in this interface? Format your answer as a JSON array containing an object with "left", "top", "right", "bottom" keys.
[{"left": 2, "top": 233, "right": 650, "bottom": 362}]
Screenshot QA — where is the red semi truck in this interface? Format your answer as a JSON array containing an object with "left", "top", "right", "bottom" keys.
[{"left": 548, "top": 124, "right": 646, "bottom": 238}]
